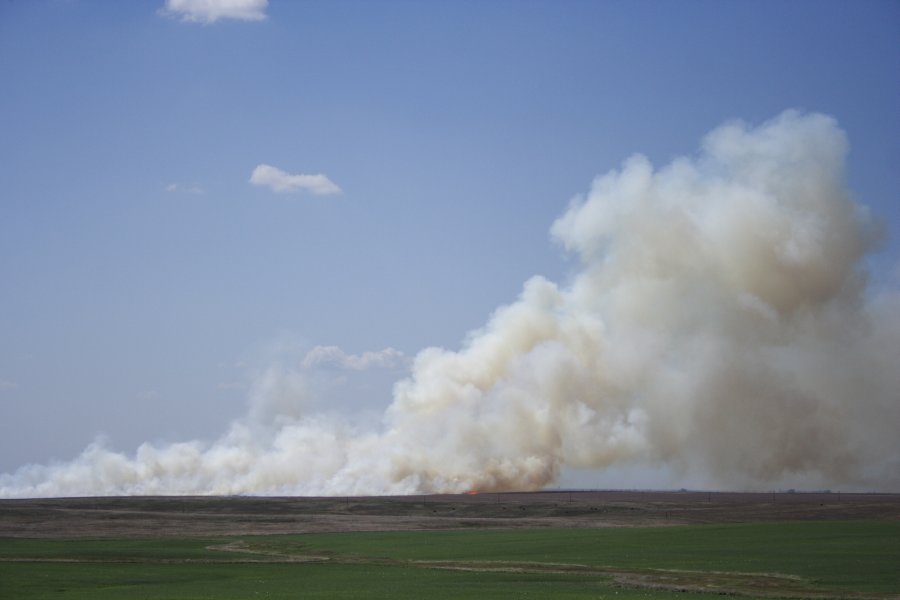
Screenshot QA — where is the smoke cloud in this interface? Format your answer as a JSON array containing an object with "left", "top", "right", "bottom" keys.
[
  {"left": 301, "top": 346, "right": 408, "bottom": 371},
  {"left": 3, "top": 110, "right": 899, "bottom": 497}
]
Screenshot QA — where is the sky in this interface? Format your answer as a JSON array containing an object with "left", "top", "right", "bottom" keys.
[{"left": 1, "top": 0, "right": 898, "bottom": 494}]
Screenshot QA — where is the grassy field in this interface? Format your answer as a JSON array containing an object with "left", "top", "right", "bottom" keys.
[{"left": 2, "top": 521, "right": 898, "bottom": 599}]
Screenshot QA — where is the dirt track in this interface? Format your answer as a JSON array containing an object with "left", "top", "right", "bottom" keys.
[{"left": 2, "top": 490, "right": 898, "bottom": 538}]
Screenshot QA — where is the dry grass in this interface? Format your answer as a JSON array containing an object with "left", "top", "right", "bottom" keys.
[{"left": 2, "top": 490, "right": 898, "bottom": 538}]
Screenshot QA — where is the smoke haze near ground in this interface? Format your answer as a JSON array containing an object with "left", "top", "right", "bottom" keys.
[{"left": 3, "top": 111, "right": 899, "bottom": 497}]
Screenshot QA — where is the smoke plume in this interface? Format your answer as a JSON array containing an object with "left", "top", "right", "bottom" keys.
[{"left": 3, "top": 110, "right": 899, "bottom": 497}]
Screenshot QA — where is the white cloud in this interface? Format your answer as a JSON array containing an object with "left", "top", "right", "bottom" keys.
[
  {"left": 250, "top": 164, "right": 342, "bottom": 195},
  {"left": 0, "top": 379, "right": 17, "bottom": 392},
  {"left": 302, "top": 346, "right": 408, "bottom": 371},
  {"left": 161, "top": 0, "right": 268, "bottom": 24},
  {"left": 165, "top": 182, "right": 205, "bottom": 194}
]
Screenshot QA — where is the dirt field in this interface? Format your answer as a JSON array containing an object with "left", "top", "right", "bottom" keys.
[{"left": 2, "top": 490, "right": 898, "bottom": 538}]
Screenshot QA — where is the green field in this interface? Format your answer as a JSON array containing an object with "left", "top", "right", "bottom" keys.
[{"left": 2, "top": 521, "right": 898, "bottom": 599}]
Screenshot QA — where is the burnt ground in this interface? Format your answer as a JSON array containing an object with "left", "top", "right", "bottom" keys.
[{"left": 2, "top": 490, "right": 898, "bottom": 538}]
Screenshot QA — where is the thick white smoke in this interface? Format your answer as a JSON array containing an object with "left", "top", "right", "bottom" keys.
[{"left": 3, "top": 110, "right": 899, "bottom": 497}]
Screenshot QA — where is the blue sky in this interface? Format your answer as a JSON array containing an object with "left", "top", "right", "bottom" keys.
[{"left": 1, "top": 0, "right": 898, "bottom": 486}]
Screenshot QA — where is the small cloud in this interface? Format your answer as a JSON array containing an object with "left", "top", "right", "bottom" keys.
[
  {"left": 250, "top": 164, "right": 342, "bottom": 195},
  {"left": 160, "top": 0, "right": 268, "bottom": 23},
  {"left": 302, "top": 346, "right": 408, "bottom": 371},
  {"left": 0, "top": 379, "right": 17, "bottom": 391},
  {"left": 165, "top": 182, "right": 205, "bottom": 194}
]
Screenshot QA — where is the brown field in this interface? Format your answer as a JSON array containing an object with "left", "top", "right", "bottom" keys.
[{"left": 2, "top": 490, "right": 898, "bottom": 538}]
